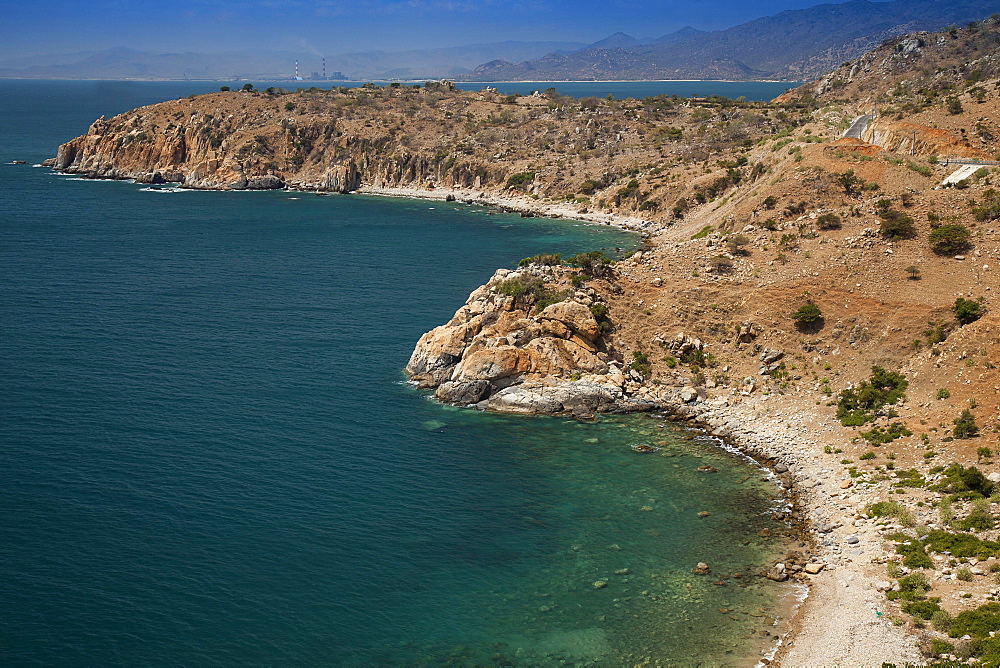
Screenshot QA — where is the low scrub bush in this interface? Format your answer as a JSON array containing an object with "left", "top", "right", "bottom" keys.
[
  {"left": 954, "top": 408, "right": 980, "bottom": 439},
  {"left": 929, "top": 224, "right": 972, "bottom": 254},
  {"left": 816, "top": 212, "right": 842, "bottom": 230},
  {"left": 836, "top": 366, "right": 908, "bottom": 426},
  {"left": 867, "top": 501, "right": 914, "bottom": 526},
  {"left": 631, "top": 350, "right": 651, "bottom": 377},
  {"left": 889, "top": 535, "right": 933, "bottom": 569},
  {"left": 518, "top": 253, "right": 562, "bottom": 267},
  {"left": 861, "top": 422, "right": 912, "bottom": 444},
  {"left": 971, "top": 188, "right": 1000, "bottom": 221},
  {"left": 567, "top": 251, "right": 612, "bottom": 277},
  {"left": 951, "top": 603, "right": 1000, "bottom": 638},
  {"left": 931, "top": 463, "right": 994, "bottom": 497},
  {"left": 879, "top": 209, "right": 917, "bottom": 240},
  {"left": 923, "top": 529, "right": 1000, "bottom": 558},
  {"left": 903, "top": 598, "right": 942, "bottom": 620},
  {"left": 506, "top": 171, "right": 535, "bottom": 189},
  {"left": 953, "top": 296, "right": 985, "bottom": 325}
]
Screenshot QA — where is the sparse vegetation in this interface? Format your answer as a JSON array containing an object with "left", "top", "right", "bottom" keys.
[
  {"left": 954, "top": 409, "right": 980, "bottom": 439},
  {"left": 878, "top": 209, "right": 917, "bottom": 241},
  {"left": 953, "top": 297, "right": 985, "bottom": 325},
  {"left": 791, "top": 301, "right": 823, "bottom": 331},
  {"left": 815, "top": 212, "right": 842, "bottom": 230},
  {"left": 836, "top": 366, "right": 908, "bottom": 426},
  {"left": 929, "top": 224, "right": 972, "bottom": 254}
]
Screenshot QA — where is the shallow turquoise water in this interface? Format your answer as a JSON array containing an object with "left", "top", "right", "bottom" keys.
[{"left": 0, "top": 81, "right": 791, "bottom": 665}]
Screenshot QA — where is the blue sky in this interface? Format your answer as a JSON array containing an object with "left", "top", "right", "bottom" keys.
[{"left": 2, "top": 0, "right": 887, "bottom": 58}]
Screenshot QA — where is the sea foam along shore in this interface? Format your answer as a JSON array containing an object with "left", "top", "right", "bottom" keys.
[{"left": 362, "top": 181, "right": 925, "bottom": 666}]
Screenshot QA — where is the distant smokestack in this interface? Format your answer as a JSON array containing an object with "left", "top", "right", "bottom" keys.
[
  {"left": 295, "top": 59, "right": 299, "bottom": 79},
  {"left": 323, "top": 57, "right": 326, "bottom": 79}
]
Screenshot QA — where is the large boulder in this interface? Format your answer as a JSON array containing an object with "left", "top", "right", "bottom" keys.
[{"left": 434, "top": 380, "right": 492, "bottom": 405}]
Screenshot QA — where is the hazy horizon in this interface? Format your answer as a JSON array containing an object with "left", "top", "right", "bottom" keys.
[{"left": 2, "top": 0, "right": 896, "bottom": 61}]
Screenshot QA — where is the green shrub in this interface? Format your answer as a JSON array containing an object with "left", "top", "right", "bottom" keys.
[
  {"left": 631, "top": 350, "right": 651, "bottom": 377},
  {"left": 867, "top": 500, "right": 908, "bottom": 519},
  {"left": 791, "top": 301, "right": 823, "bottom": 329},
  {"left": 906, "top": 160, "right": 932, "bottom": 177},
  {"left": 533, "top": 291, "right": 567, "bottom": 313},
  {"left": 958, "top": 500, "right": 994, "bottom": 531},
  {"left": 929, "top": 224, "right": 972, "bottom": 254},
  {"left": 903, "top": 598, "right": 942, "bottom": 619},
  {"left": 567, "top": 251, "right": 612, "bottom": 277},
  {"left": 836, "top": 366, "right": 908, "bottom": 426},
  {"left": 931, "top": 463, "right": 994, "bottom": 497},
  {"left": 726, "top": 234, "right": 750, "bottom": 255},
  {"left": 709, "top": 255, "right": 733, "bottom": 273},
  {"left": 517, "top": 253, "right": 562, "bottom": 267},
  {"left": 932, "top": 610, "right": 955, "bottom": 633},
  {"left": 879, "top": 209, "right": 917, "bottom": 240},
  {"left": 589, "top": 302, "right": 611, "bottom": 333},
  {"left": 925, "top": 322, "right": 948, "bottom": 345},
  {"left": 892, "top": 536, "right": 933, "bottom": 569},
  {"left": 861, "top": 422, "right": 912, "bottom": 444},
  {"left": 898, "top": 571, "right": 932, "bottom": 596},
  {"left": 924, "top": 530, "right": 1000, "bottom": 559},
  {"left": 953, "top": 297, "right": 985, "bottom": 325},
  {"left": 859, "top": 451, "right": 876, "bottom": 460},
  {"left": 957, "top": 566, "right": 975, "bottom": 581},
  {"left": 951, "top": 603, "right": 1000, "bottom": 638},
  {"left": 954, "top": 409, "right": 980, "bottom": 439},
  {"left": 816, "top": 212, "right": 842, "bottom": 230},
  {"left": 837, "top": 169, "right": 863, "bottom": 196},
  {"left": 937, "top": 388, "right": 951, "bottom": 399},
  {"left": 506, "top": 171, "right": 535, "bottom": 189},
  {"left": 690, "top": 225, "right": 714, "bottom": 240},
  {"left": 972, "top": 189, "right": 1000, "bottom": 221}
]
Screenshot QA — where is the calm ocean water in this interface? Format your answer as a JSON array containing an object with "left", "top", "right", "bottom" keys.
[{"left": 0, "top": 80, "right": 793, "bottom": 665}]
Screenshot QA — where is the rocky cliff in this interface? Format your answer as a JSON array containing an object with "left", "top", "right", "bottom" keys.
[
  {"left": 405, "top": 264, "right": 657, "bottom": 415},
  {"left": 47, "top": 82, "right": 810, "bottom": 223}
]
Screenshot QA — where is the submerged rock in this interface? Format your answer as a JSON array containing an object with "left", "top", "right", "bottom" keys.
[{"left": 765, "top": 563, "right": 788, "bottom": 582}]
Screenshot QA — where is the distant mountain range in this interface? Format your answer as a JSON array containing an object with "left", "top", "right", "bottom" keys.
[
  {"left": 459, "top": 0, "right": 1000, "bottom": 81},
  {"left": 0, "top": 41, "right": 588, "bottom": 81},
  {"left": 4, "top": 0, "right": 1000, "bottom": 82}
]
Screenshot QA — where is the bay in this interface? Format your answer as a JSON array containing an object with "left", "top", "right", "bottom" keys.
[{"left": 0, "top": 81, "right": 793, "bottom": 665}]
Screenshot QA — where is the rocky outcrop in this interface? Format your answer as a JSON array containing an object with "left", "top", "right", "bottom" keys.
[
  {"left": 405, "top": 266, "right": 656, "bottom": 415},
  {"left": 862, "top": 119, "right": 991, "bottom": 160}
]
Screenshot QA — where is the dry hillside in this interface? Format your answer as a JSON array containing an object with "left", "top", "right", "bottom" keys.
[{"left": 49, "top": 16, "right": 1000, "bottom": 662}]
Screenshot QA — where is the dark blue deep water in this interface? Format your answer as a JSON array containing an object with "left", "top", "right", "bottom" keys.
[{"left": 0, "top": 81, "right": 792, "bottom": 665}]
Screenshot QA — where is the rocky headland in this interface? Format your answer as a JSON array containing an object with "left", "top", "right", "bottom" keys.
[{"left": 48, "top": 17, "right": 1000, "bottom": 666}]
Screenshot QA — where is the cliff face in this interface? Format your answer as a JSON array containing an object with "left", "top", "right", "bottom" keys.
[
  {"left": 861, "top": 119, "right": 992, "bottom": 159},
  {"left": 47, "top": 84, "right": 807, "bottom": 220},
  {"left": 405, "top": 265, "right": 656, "bottom": 415},
  {"left": 54, "top": 96, "right": 360, "bottom": 191}
]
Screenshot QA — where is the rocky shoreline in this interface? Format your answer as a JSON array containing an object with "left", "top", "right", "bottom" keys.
[
  {"left": 48, "top": 170, "right": 924, "bottom": 664},
  {"left": 382, "top": 182, "right": 924, "bottom": 665}
]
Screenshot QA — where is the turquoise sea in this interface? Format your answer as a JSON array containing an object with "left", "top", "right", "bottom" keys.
[{"left": 1, "top": 81, "right": 794, "bottom": 665}]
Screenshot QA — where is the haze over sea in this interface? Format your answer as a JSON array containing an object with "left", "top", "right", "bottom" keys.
[{"left": 1, "top": 80, "right": 794, "bottom": 664}]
